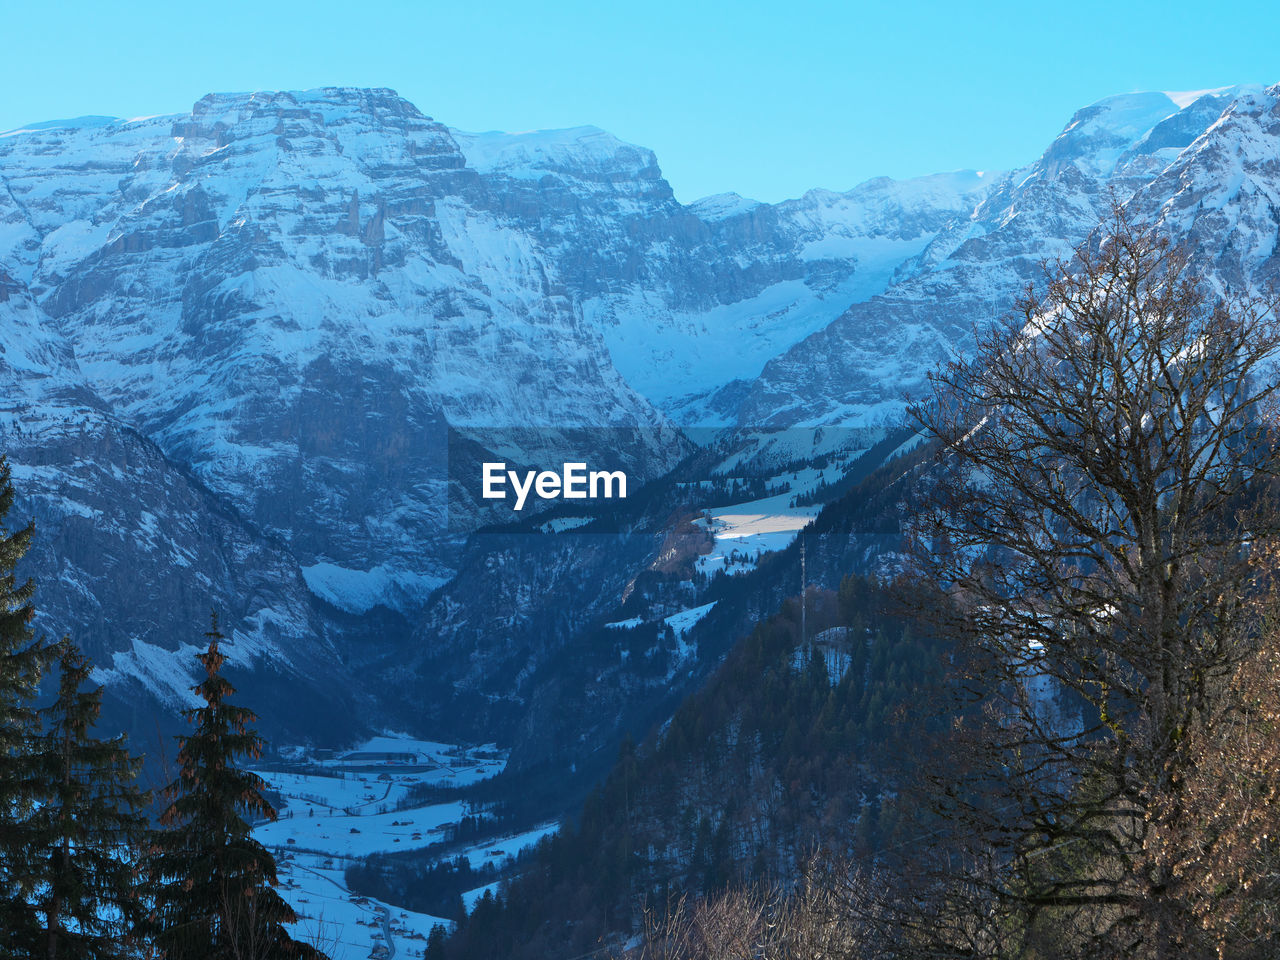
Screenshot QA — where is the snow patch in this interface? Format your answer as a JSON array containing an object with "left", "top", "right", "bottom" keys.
[
  {"left": 302, "top": 563, "right": 445, "bottom": 615},
  {"left": 695, "top": 487, "right": 821, "bottom": 578},
  {"left": 664, "top": 601, "right": 717, "bottom": 637},
  {"left": 691, "top": 192, "right": 762, "bottom": 221},
  {"left": 539, "top": 516, "right": 594, "bottom": 533},
  {"left": 91, "top": 639, "right": 201, "bottom": 710}
]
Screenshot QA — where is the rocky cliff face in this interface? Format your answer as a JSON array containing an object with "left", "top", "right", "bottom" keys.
[
  {"left": 3, "top": 90, "right": 663, "bottom": 617},
  {"left": 0, "top": 267, "right": 361, "bottom": 742}
]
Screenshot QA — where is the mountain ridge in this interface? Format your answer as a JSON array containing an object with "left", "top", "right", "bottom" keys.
[{"left": 3, "top": 82, "right": 1279, "bottom": 765}]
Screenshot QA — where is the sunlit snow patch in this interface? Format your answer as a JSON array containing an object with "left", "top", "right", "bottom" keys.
[
  {"left": 664, "top": 601, "right": 717, "bottom": 637},
  {"left": 695, "top": 489, "right": 821, "bottom": 577},
  {"left": 539, "top": 516, "right": 595, "bottom": 533},
  {"left": 302, "top": 563, "right": 446, "bottom": 615}
]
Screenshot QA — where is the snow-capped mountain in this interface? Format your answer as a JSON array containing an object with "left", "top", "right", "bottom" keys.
[
  {"left": 730, "top": 85, "right": 1276, "bottom": 430},
  {"left": 0, "top": 88, "right": 984, "bottom": 623},
  {"left": 2, "top": 90, "right": 675, "bottom": 617},
  {"left": 3, "top": 83, "right": 1280, "bottom": 757},
  {"left": 1134, "top": 86, "right": 1280, "bottom": 289}
]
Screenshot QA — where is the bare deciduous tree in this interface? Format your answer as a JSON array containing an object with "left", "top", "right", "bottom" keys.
[
  {"left": 1149, "top": 537, "right": 1280, "bottom": 959},
  {"left": 616, "top": 870, "right": 874, "bottom": 960},
  {"left": 897, "top": 204, "right": 1280, "bottom": 958}
]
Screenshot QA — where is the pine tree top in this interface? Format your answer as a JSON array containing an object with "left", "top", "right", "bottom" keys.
[
  {"left": 149, "top": 611, "right": 326, "bottom": 959},
  {"left": 163, "top": 615, "right": 273, "bottom": 829}
]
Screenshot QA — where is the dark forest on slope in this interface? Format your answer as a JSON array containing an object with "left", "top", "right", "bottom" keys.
[{"left": 352, "top": 571, "right": 953, "bottom": 960}]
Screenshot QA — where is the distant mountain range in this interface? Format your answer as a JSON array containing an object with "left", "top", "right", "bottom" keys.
[{"left": 2, "top": 82, "right": 1278, "bottom": 757}]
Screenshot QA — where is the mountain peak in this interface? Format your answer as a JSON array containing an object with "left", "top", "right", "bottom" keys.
[
  {"left": 449, "top": 124, "right": 663, "bottom": 183},
  {"left": 186, "top": 86, "right": 435, "bottom": 127},
  {"left": 1162, "top": 84, "right": 1262, "bottom": 109},
  {"left": 0, "top": 115, "right": 120, "bottom": 136},
  {"left": 1037, "top": 91, "right": 1181, "bottom": 178},
  {"left": 688, "top": 191, "right": 762, "bottom": 221}
]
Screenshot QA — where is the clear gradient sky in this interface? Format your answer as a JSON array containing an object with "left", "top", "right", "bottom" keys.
[{"left": 3, "top": 0, "right": 1277, "bottom": 203}]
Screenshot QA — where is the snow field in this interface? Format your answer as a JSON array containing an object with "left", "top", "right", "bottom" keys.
[{"left": 254, "top": 735, "right": 519, "bottom": 959}]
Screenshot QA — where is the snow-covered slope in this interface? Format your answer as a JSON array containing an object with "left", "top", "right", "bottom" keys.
[
  {"left": 729, "top": 87, "right": 1276, "bottom": 430},
  {"left": 0, "top": 267, "right": 357, "bottom": 739},
  {"left": 1134, "top": 85, "right": 1280, "bottom": 290},
  {"left": 594, "top": 169, "right": 997, "bottom": 419}
]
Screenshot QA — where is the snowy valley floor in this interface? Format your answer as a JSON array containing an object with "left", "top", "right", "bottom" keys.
[{"left": 252, "top": 736, "right": 554, "bottom": 960}]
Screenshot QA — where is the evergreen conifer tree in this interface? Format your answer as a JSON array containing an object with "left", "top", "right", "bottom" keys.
[
  {"left": 0, "top": 454, "right": 55, "bottom": 957},
  {"left": 148, "top": 613, "right": 325, "bottom": 960},
  {"left": 32, "top": 638, "right": 149, "bottom": 958},
  {"left": 425, "top": 923, "right": 447, "bottom": 960}
]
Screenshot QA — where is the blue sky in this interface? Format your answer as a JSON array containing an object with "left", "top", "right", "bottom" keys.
[{"left": 3, "top": 1, "right": 1276, "bottom": 203}]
